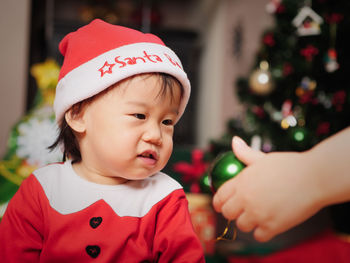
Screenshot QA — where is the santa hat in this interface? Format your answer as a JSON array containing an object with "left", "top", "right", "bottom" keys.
[{"left": 54, "top": 19, "right": 190, "bottom": 124}]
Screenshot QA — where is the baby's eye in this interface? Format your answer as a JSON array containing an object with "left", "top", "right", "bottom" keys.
[
  {"left": 133, "top": 114, "right": 146, "bottom": 120},
  {"left": 162, "top": 119, "right": 174, "bottom": 126}
]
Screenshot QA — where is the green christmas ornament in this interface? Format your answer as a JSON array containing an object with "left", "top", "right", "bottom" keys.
[
  {"left": 209, "top": 151, "right": 245, "bottom": 192},
  {"left": 199, "top": 172, "right": 212, "bottom": 194}
]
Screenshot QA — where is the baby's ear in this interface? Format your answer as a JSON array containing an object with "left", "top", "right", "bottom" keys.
[{"left": 65, "top": 108, "right": 86, "bottom": 133}]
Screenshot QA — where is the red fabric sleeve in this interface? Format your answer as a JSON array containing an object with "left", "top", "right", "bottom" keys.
[
  {"left": 153, "top": 189, "right": 205, "bottom": 263},
  {"left": 0, "top": 175, "right": 44, "bottom": 262}
]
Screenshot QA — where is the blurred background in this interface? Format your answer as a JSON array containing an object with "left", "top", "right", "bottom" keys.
[
  {"left": 0, "top": 0, "right": 272, "bottom": 156},
  {"left": 1, "top": 0, "right": 350, "bottom": 262}
]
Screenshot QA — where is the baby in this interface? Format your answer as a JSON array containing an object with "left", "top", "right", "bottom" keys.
[{"left": 0, "top": 19, "right": 205, "bottom": 262}]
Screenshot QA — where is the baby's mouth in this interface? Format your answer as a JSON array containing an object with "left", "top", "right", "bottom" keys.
[{"left": 138, "top": 150, "right": 158, "bottom": 161}]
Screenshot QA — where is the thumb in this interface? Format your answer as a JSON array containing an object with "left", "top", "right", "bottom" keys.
[{"left": 232, "top": 136, "right": 265, "bottom": 165}]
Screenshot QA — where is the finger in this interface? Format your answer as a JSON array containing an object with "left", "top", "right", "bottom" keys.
[
  {"left": 212, "top": 189, "right": 232, "bottom": 213},
  {"left": 220, "top": 195, "right": 243, "bottom": 220},
  {"left": 253, "top": 226, "right": 274, "bottom": 243},
  {"left": 212, "top": 193, "right": 224, "bottom": 213},
  {"left": 212, "top": 177, "right": 238, "bottom": 212},
  {"left": 232, "top": 136, "right": 265, "bottom": 165},
  {"left": 236, "top": 212, "right": 258, "bottom": 233}
]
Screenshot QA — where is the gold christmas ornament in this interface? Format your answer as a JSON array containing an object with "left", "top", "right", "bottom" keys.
[{"left": 249, "top": 61, "right": 274, "bottom": 95}]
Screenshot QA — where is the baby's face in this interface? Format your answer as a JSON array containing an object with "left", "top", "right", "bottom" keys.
[{"left": 76, "top": 74, "right": 182, "bottom": 185}]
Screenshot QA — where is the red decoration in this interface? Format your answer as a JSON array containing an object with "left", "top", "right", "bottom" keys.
[
  {"left": 332, "top": 90, "right": 346, "bottom": 112},
  {"left": 173, "top": 149, "right": 208, "bottom": 193},
  {"left": 283, "top": 63, "right": 294, "bottom": 76},
  {"left": 299, "top": 91, "right": 318, "bottom": 105},
  {"left": 316, "top": 122, "right": 330, "bottom": 136},
  {"left": 300, "top": 45, "right": 319, "bottom": 61},
  {"left": 263, "top": 33, "right": 275, "bottom": 47},
  {"left": 252, "top": 106, "right": 266, "bottom": 119},
  {"left": 325, "top": 13, "right": 344, "bottom": 24},
  {"left": 190, "top": 183, "right": 201, "bottom": 193},
  {"left": 276, "top": 3, "right": 286, "bottom": 14}
]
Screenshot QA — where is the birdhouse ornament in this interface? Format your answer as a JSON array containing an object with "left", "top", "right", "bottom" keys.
[{"left": 292, "top": 6, "right": 323, "bottom": 36}]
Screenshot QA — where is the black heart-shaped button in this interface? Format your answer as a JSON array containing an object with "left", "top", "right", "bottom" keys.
[
  {"left": 86, "top": 245, "right": 100, "bottom": 258},
  {"left": 90, "top": 217, "right": 102, "bottom": 229}
]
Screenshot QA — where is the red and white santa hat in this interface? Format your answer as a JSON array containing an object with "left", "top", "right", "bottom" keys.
[{"left": 54, "top": 19, "right": 190, "bottom": 124}]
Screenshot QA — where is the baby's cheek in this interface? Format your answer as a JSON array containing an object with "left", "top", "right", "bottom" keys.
[{"left": 161, "top": 144, "right": 173, "bottom": 167}]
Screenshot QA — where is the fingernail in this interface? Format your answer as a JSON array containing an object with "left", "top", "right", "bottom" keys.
[{"left": 233, "top": 136, "right": 247, "bottom": 150}]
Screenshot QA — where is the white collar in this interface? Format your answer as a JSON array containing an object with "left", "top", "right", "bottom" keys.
[{"left": 33, "top": 161, "right": 182, "bottom": 217}]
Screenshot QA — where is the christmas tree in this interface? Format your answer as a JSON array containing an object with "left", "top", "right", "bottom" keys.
[
  {"left": 211, "top": 0, "right": 350, "bottom": 157},
  {"left": 209, "top": 0, "right": 350, "bottom": 243}
]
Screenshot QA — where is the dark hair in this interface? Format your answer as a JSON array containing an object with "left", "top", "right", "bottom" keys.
[{"left": 49, "top": 73, "right": 183, "bottom": 163}]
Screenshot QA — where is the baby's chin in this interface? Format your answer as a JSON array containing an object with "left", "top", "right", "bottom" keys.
[{"left": 122, "top": 172, "right": 158, "bottom": 181}]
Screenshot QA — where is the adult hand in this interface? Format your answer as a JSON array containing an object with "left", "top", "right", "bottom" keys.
[{"left": 212, "top": 136, "right": 323, "bottom": 242}]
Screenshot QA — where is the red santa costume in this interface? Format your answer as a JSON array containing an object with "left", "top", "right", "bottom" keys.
[
  {"left": 0, "top": 19, "right": 204, "bottom": 262},
  {"left": 0, "top": 161, "right": 204, "bottom": 262}
]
